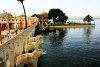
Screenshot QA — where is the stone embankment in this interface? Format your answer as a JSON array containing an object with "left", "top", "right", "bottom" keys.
[
  {"left": 0, "top": 23, "right": 45, "bottom": 67},
  {"left": 48, "top": 25, "right": 95, "bottom": 29},
  {"left": 16, "top": 35, "right": 44, "bottom": 67}
]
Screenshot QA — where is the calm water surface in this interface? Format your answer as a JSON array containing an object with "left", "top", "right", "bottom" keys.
[{"left": 38, "top": 19, "right": 100, "bottom": 67}]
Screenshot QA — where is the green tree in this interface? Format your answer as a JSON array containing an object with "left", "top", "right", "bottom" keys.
[
  {"left": 83, "top": 14, "right": 94, "bottom": 24},
  {"left": 31, "top": 14, "right": 39, "bottom": 18},
  {"left": 48, "top": 8, "right": 68, "bottom": 24},
  {"left": 17, "top": 0, "right": 27, "bottom": 28},
  {"left": 48, "top": 9, "right": 57, "bottom": 24},
  {"left": 60, "top": 13, "right": 68, "bottom": 24}
]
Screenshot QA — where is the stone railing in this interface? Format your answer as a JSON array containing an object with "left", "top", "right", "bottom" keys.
[{"left": 0, "top": 22, "right": 39, "bottom": 67}]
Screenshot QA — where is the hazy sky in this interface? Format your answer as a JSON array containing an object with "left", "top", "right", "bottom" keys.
[{"left": 0, "top": 0, "right": 100, "bottom": 17}]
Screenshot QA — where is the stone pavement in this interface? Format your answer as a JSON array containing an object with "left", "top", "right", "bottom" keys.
[{"left": 1, "top": 29, "right": 23, "bottom": 44}]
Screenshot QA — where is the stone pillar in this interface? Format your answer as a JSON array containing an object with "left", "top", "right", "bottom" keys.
[
  {"left": 14, "top": 41, "right": 21, "bottom": 58},
  {"left": 8, "top": 43, "right": 15, "bottom": 67},
  {"left": 32, "top": 59, "right": 38, "bottom": 67}
]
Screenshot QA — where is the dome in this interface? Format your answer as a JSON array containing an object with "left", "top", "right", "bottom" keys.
[
  {"left": 41, "top": 9, "right": 46, "bottom": 14},
  {"left": 0, "top": 11, "right": 13, "bottom": 18}
]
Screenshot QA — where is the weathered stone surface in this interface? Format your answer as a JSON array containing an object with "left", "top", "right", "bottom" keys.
[{"left": 0, "top": 22, "right": 42, "bottom": 67}]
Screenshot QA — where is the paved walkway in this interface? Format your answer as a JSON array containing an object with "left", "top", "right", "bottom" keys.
[{"left": 1, "top": 29, "right": 23, "bottom": 44}]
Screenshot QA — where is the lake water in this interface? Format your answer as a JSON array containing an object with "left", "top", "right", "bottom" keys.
[{"left": 38, "top": 19, "right": 100, "bottom": 67}]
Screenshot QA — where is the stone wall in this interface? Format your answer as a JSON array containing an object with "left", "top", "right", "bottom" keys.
[{"left": 0, "top": 22, "right": 37, "bottom": 67}]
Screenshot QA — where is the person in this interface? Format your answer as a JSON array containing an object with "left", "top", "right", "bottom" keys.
[
  {"left": 19, "top": 19, "right": 23, "bottom": 31},
  {"left": 7, "top": 28, "right": 11, "bottom": 39}
]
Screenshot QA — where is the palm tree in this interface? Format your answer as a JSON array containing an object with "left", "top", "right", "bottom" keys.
[
  {"left": 83, "top": 14, "right": 94, "bottom": 24},
  {"left": 17, "top": 0, "right": 27, "bottom": 29}
]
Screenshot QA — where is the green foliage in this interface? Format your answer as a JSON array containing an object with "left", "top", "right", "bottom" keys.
[
  {"left": 83, "top": 14, "right": 94, "bottom": 23},
  {"left": 17, "top": 0, "right": 24, "bottom": 3},
  {"left": 60, "top": 13, "right": 68, "bottom": 24},
  {"left": 31, "top": 14, "right": 39, "bottom": 18},
  {"left": 48, "top": 8, "right": 68, "bottom": 24}
]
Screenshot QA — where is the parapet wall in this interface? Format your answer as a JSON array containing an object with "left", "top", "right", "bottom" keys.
[{"left": 0, "top": 22, "right": 37, "bottom": 67}]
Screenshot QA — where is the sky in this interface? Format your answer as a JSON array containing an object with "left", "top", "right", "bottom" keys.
[{"left": 0, "top": 0, "right": 100, "bottom": 17}]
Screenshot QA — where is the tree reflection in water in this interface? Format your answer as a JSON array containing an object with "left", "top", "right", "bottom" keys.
[{"left": 83, "top": 27, "right": 95, "bottom": 44}]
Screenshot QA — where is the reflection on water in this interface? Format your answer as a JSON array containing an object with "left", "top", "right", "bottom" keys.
[
  {"left": 83, "top": 27, "right": 94, "bottom": 44},
  {"left": 38, "top": 20, "right": 100, "bottom": 67}
]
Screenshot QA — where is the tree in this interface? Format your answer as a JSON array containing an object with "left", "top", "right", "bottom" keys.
[
  {"left": 31, "top": 14, "right": 39, "bottom": 18},
  {"left": 17, "top": 0, "right": 27, "bottom": 29},
  {"left": 60, "top": 13, "right": 68, "bottom": 24},
  {"left": 83, "top": 14, "right": 94, "bottom": 24},
  {"left": 48, "top": 8, "right": 68, "bottom": 24},
  {"left": 48, "top": 9, "right": 57, "bottom": 24}
]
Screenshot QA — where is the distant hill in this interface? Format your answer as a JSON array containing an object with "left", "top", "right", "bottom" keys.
[
  {"left": 68, "top": 16, "right": 83, "bottom": 20},
  {"left": 68, "top": 16, "right": 100, "bottom": 20},
  {"left": 94, "top": 18, "right": 100, "bottom": 19}
]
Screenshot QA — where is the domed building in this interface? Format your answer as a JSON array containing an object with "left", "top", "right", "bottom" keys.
[
  {"left": 37, "top": 10, "right": 48, "bottom": 23},
  {"left": 0, "top": 11, "right": 14, "bottom": 30},
  {"left": 0, "top": 11, "right": 13, "bottom": 19},
  {"left": 0, "top": 11, "right": 38, "bottom": 30},
  {"left": 0, "top": 11, "right": 25, "bottom": 30}
]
